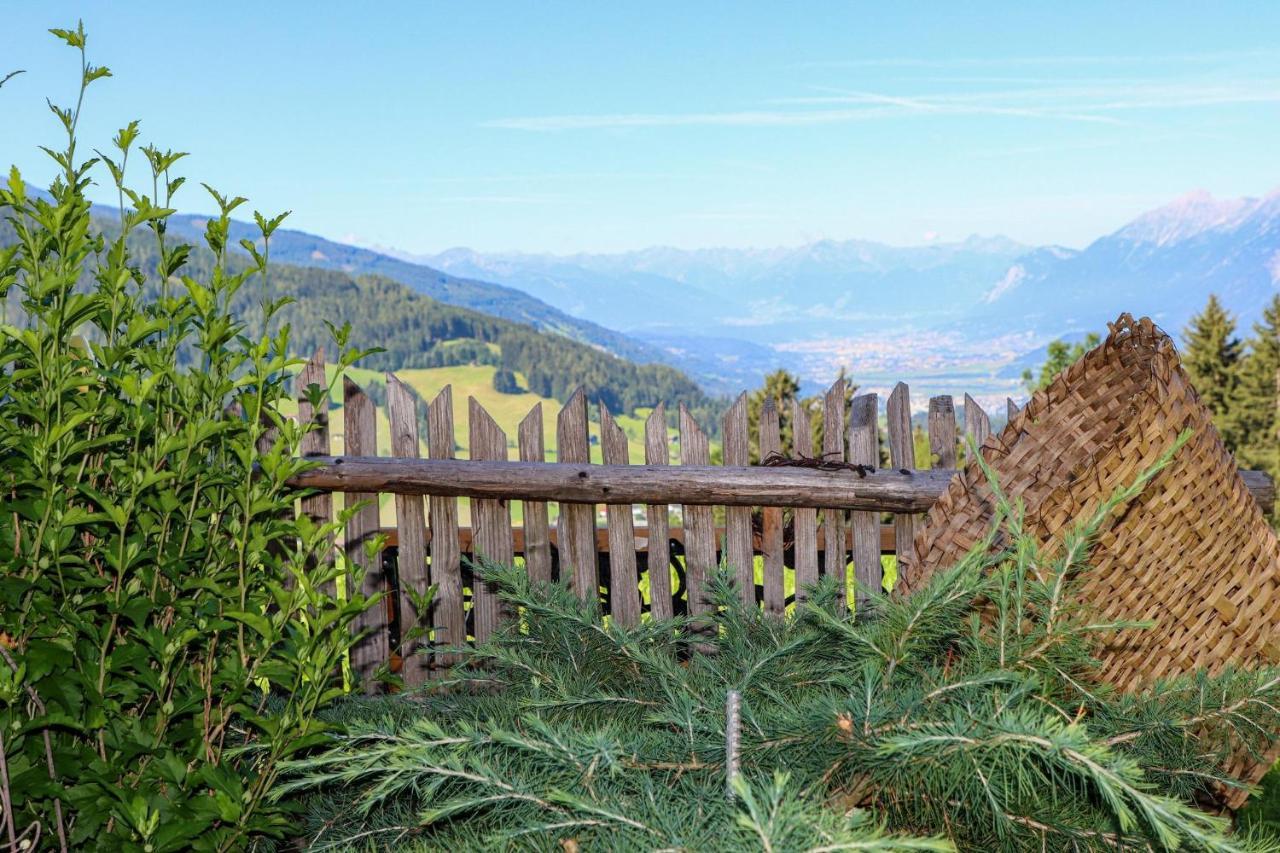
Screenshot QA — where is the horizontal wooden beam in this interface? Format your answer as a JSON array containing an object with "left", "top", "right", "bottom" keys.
[
  {"left": 290, "top": 456, "right": 1275, "bottom": 515},
  {"left": 292, "top": 456, "right": 952, "bottom": 513}
]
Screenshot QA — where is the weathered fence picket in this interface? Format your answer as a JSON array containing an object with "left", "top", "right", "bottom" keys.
[
  {"left": 468, "top": 398, "right": 512, "bottom": 642},
  {"left": 386, "top": 374, "right": 431, "bottom": 685},
  {"left": 886, "top": 383, "right": 916, "bottom": 581},
  {"left": 791, "top": 399, "right": 819, "bottom": 599},
  {"left": 297, "top": 349, "right": 333, "bottom": 594},
  {"left": 600, "top": 404, "right": 640, "bottom": 627},
  {"left": 344, "top": 376, "right": 384, "bottom": 691},
  {"left": 722, "top": 394, "right": 754, "bottom": 606},
  {"left": 644, "top": 403, "right": 674, "bottom": 619},
  {"left": 680, "top": 405, "right": 716, "bottom": 616},
  {"left": 285, "top": 367, "right": 1276, "bottom": 690},
  {"left": 557, "top": 389, "right": 596, "bottom": 600},
  {"left": 518, "top": 405, "right": 552, "bottom": 585},
  {"left": 428, "top": 386, "right": 465, "bottom": 667},
  {"left": 965, "top": 393, "right": 991, "bottom": 453},
  {"left": 821, "top": 378, "right": 847, "bottom": 604},
  {"left": 848, "top": 393, "right": 881, "bottom": 611},
  {"left": 759, "top": 398, "right": 785, "bottom": 616},
  {"left": 928, "top": 396, "right": 957, "bottom": 470}
]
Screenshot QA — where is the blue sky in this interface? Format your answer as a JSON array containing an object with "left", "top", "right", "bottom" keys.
[{"left": 5, "top": 2, "right": 1280, "bottom": 253}]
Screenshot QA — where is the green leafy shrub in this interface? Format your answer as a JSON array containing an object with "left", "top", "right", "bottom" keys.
[
  {"left": 0, "top": 24, "right": 377, "bottom": 851},
  {"left": 284, "top": 440, "right": 1280, "bottom": 851}
]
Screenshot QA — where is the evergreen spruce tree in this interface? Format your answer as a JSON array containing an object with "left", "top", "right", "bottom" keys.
[
  {"left": 1183, "top": 294, "right": 1244, "bottom": 450},
  {"left": 491, "top": 367, "right": 522, "bottom": 394},
  {"left": 746, "top": 367, "right": 856, "bottom": 463},
  {"left": 1022, "top": 332, "right": 1100, "bottom": 392},
  {"left": 1232, "top": 295, "right": 1280, "bottom": 485}
]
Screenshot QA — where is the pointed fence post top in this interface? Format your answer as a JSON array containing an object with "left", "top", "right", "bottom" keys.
[
  {"left": 791, "top": 398, "right": 813, "bottom": 456},
  {"left": 518, "top": 402, "right": 545, "bottom": 460},
  {"left": 556, "top": 387, "right": 590, "bottom": 464},
  {"left": 850, "top": 392, "right": 878, "bottom": 428},
  {"left": 432, "top": 383, "right": 453, "bottom": 408},
  {"left": 722, "top": 393, "right": 749, "bottom": 466}
]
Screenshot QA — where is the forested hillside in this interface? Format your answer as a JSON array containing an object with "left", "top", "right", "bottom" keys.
[
  {"left": 155, "top": 209, "right": 670, "bottom": 366},
  {"left": 0, "top": 208, "right": 725, "bottom": 425},
  {"left": 253, "top": 265, "right": 723, "bottom": 422}
]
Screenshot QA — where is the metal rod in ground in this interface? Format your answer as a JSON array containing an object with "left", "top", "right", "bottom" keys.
[{"left": 725, "top": 689, "right": 741, "bottom": 799}]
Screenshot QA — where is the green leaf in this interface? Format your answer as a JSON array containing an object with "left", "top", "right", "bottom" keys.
[{"left": 226, "top": 610, "right": 274, "bottom": 640}]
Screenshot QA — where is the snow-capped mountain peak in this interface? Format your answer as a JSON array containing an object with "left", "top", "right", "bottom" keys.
[{"left": 1115, "top": 189, "right": 1259, "bottom": 247}]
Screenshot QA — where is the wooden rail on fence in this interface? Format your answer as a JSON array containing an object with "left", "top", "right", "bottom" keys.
[{"left": 285, "top": 351, "right": 1278, "bottom": 692}]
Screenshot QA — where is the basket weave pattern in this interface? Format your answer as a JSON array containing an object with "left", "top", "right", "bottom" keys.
[{"left": 902, "top": 314, "right": 1280, "bottom": 803}]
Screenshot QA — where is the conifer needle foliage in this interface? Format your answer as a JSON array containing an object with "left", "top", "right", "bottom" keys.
[
  {"left": 286, "top": 438, "right": 1280, "bottom": 852},
  {"left": 0, "top": 24, "right": 378, "bottom": 851}
]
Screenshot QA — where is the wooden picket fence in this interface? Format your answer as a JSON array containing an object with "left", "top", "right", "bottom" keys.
[{"left": 286, "top": 351, "right": 1275, "bottom": 691}]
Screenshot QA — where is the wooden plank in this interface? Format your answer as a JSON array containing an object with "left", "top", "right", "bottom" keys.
[
  {"left": 1007, "top": 397, "right": 1020, "bottom": 421},
  {"left": 928, "top": 395, "right": 957, "bottom": 470},
  {"left": 517, "top": 404, "right": 552, "bottom": 585},
  {"left": 344, "top": 377, "right": 385, "bottom": 692},
  {"left": 386, "top": 374, "right": 431, "bottom": 686},
  {"left": 297, "top": 348, "right": 334, "bottom": 593},
  {"left": 759, "top": 399, "right": 785, "bottom": 616},
  {"left": 721, "top": 394, "right": 754, "bottom": 605},
  {"left": 886, "top": 383, "right": 917, "bottom": 586},
  {"left": 468, "top": 398, "right": 513, "bottom": 642},
  {"left": 644, "top": 404, "right": 674, "bottom": 620},
  {"left": 293, "top": 455, "right": 955, "bottom": 512},
  {"left": 600, "top": 404, "right": 640, "bottom": 627},
  {"left": 679, "top": 405, "right": 715, "bottom": 616},
  {"left": 964, "top": 393, "right": 991, "bottom": 455},
  {"left": 848, "top": 393, "right": 881, "bottom": 610},
  {"left": 556, "top": 388, "right": 597, "bottom": 602},
  {"left": 791, "top": 400, "right": 819, "bottom": 600},
  {"left": 820, "top": 378, "right": 847, "bottom": 602},
  {"left": 427, "top": 385, "right": 466, "bottom": 667}
]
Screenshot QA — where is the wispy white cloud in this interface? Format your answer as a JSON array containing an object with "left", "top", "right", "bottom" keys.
[
  {"left": 418, "top": 171, "right": 678, "bottom": 184},
  {"left": 677, "top": 210, "right": 780, "bottom": 222},
  {"left": 483, "top": 98, "right": 1123, "bottom": 132},
  {"left": 485, "top": 108, "right": 898, "bottom": 131},
  {"left": 486, "top": 77, "right": 1280, "bottom": 133},
  {"left": 432, "top": 194, "right": 569, "bottom": 204},
  {"left": 797, "top": 49, "right": 1279, "bottom": 69},
  {"left": 773, "top": 89, "right": 1126, "bottom": 124},
  {"left": 780, "top": 81, "right": 1280, "bottom": 113}
]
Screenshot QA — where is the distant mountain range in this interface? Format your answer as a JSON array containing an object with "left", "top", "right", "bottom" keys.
[
  {"left": 411, "top": 235, "right": 1026, "bottom": 340},
  {"left": 397, "top": 189, "right": 1280, "bottom": 405}
]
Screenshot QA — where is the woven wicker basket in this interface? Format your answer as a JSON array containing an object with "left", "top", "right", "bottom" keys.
[{"left": 900, "top": 313, "right": 1280, "bottom": 806}]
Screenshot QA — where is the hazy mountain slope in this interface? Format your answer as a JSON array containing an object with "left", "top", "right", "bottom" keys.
[
  {"left": 979, "top": 189, "right": 1280, "bottom": 337},
  {"left": 50, "top": 195, "right": 665, "bottom": 366},
  {"left": 421, "top": 236, "right": 1029, "bottom": 339}
]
